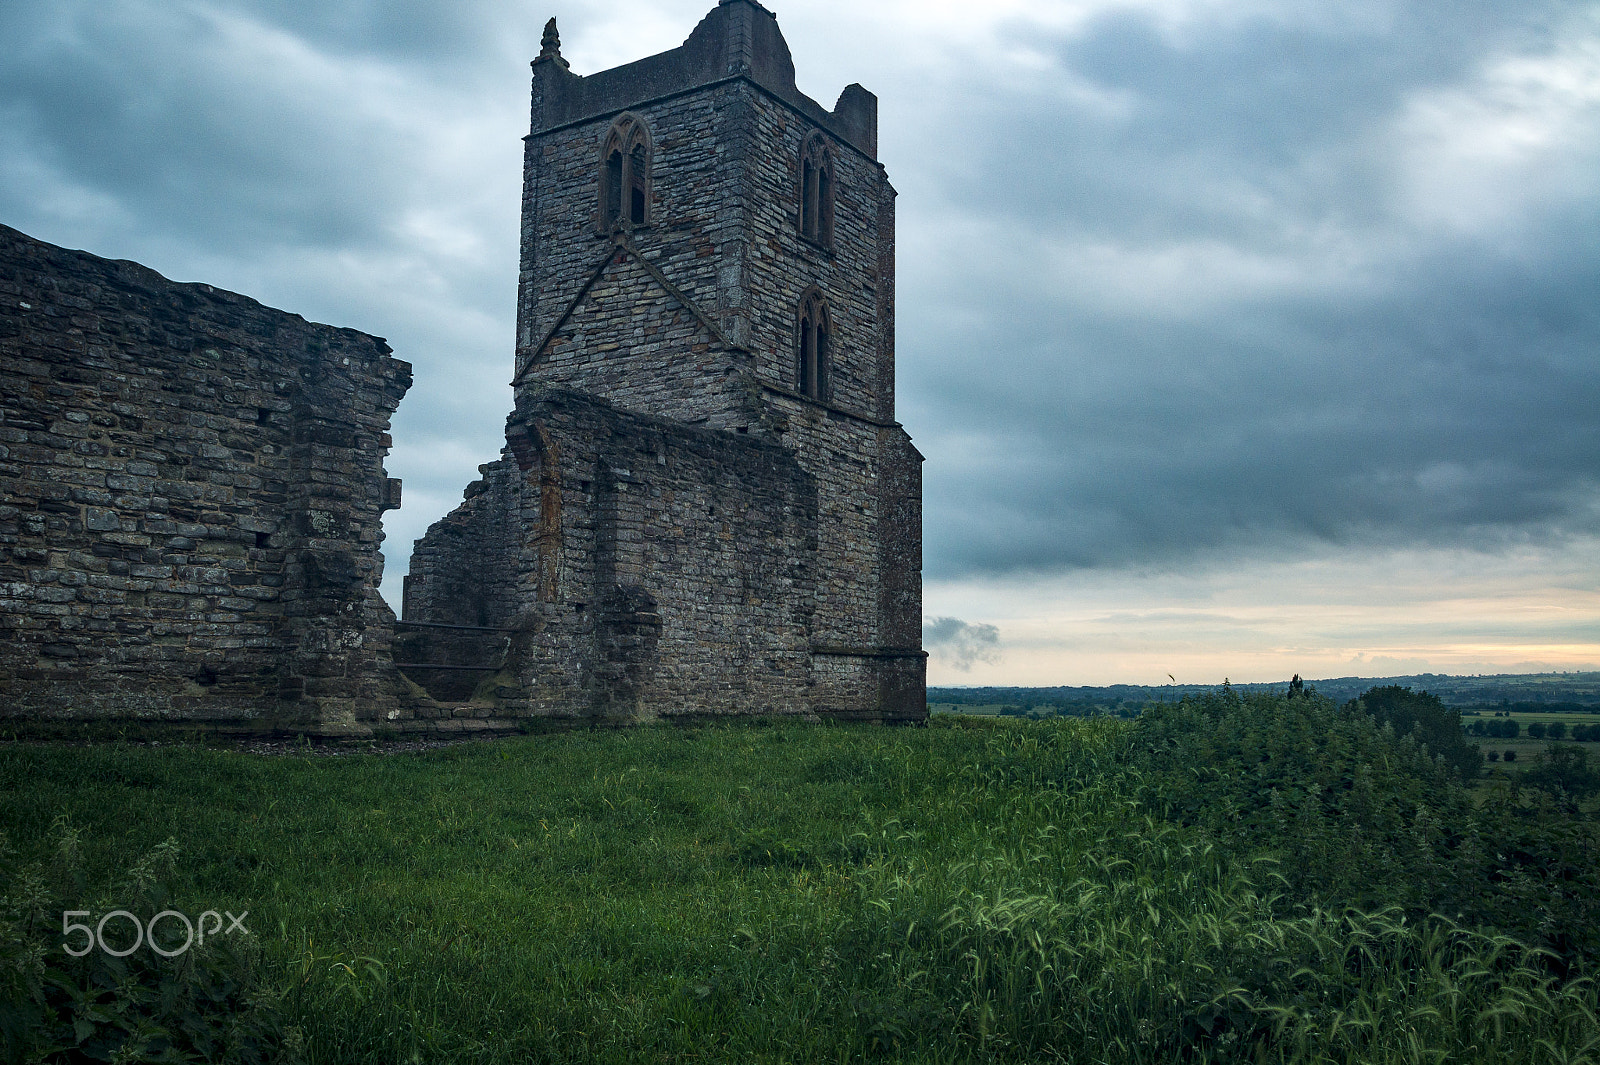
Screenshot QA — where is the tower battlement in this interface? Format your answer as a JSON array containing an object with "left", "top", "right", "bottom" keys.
[{"left": 527, "top": 1, "right": 877, "bottom": 157}]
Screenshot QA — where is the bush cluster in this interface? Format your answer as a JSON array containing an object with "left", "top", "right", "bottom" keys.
[
  {"left": 0, "top": 821, "right": 286, "bottom": 1064},
  {"left": 1126, "top": 688, "right": 1600, "bottom": 972},
  {"left": 1469, "top": 717, "right": 1523, "bottom": 738}
]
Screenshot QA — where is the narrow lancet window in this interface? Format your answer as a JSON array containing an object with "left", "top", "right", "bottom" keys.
[
  {"left": 803, "top": 159, "right": 819, "bottom": 239},
  {"left": 798, "top": 133, "right": 836, "bottom": 247},
  {"left": 599, "top": 115, "right": 652, "bottom": 231},
  {"left": 629, "top": 143, "right": 648, "bottom": 224},
  {"left": 605, "top": 152, "right": 624, "bottom": 227},
  {"left": 796, "top": 289, "right": 832, "bottom": 401}
]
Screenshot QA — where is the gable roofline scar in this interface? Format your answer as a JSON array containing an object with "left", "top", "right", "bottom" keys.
[
  {"left": 513, "top": 235, "right": 747, "bottom": 388},
  {"left": 757, "top": 381, "right": 905, "bottom": 431},
  {"left": 515, "top": 242, "right": 616, "bottom": 386},
  {"left": 620, "top": 235, "right": 746, "bottom": 352}
]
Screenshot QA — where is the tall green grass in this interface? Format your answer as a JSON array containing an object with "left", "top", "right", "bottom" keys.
[{"left": 2, "top": 709, "right": 1597, "bottom": 1063}]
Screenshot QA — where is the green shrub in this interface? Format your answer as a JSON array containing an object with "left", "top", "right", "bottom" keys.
[
  {"left": 1522, "top": 744, "right": 1600, "bottom": 802},
  {"left": 1127, "top": 688, "right": 1472, "bottom": 915},
  {"left": 0, "top": 821, "right": 286, "bottom": 1064},
  {"left": 1345, "top": 685, "right": 1483, "bottom": 780},
  {"left": 1126, "top": 688, "right": 1600, "bottom": 972}
]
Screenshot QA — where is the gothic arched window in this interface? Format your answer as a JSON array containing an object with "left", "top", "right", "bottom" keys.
[
  {"left": 599, "top": 114, "right": 652, "bottom": 230},
  {"left": 798, "top": 133, "right": 835, "bottom": 247},
  {"left": 796, "top": 289, "right": 832, "bottom": 401}
]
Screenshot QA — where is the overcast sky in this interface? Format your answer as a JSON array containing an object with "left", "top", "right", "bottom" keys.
[{"left": 4, "top": 0, "right": 1597, "bottom": 685}]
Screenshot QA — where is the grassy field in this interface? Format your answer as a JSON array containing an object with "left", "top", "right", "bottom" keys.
[
  {"left": 3, "top": 703, "right": 1599, "bottom": 1063},
  {"left": 1465, "top": 712, "right": 1600, "bottom": 727},
  {"left": 1464, "top": 711, "right": 1600, "bottom": 766}
]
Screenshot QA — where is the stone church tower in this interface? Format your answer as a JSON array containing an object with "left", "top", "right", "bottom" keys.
[{"left": 401, "top": 0, "right": 925, "bottom": 723}]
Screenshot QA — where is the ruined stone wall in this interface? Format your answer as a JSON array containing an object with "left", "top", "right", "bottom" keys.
[
  {"left": 401, "top": 460, "right": 525, "bottom": 630},
  {"left": 395, "top": 458, "right": 527, "bottom": 703},
  {"left": 403, "top": 385, "right": 925, "bottom": 723},
  {"left": 0, "top": 224, "right": 413, "bottom": 734},
  {"left": 763, "top": 391, "right": 924, "bottom": 719},
  {"left": 402, "top": 386, "right": 819, "bottom": 722},
  {"left": 874, "top": 426, "right": 924, "bottom": 720}
]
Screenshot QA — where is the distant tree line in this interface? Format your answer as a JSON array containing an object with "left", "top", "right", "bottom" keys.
[
  {"left": 929, "top": 676, "right": 1600, "bottom": 715},
  {"left": 1463, "top": 719, "right": 1600, "bottom": 741},
  {"left": 1469, "top": 718, "right": 1523, "bottom": 738},
  {"left": 1496, "top": 700, "right": 1600, "bottom": 714}
]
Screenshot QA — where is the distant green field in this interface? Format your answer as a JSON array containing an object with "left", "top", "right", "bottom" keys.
[
  {"left": 937, "top": 702, "right": 1600, "bottom": 737},
  {"left": 1461, "top": 711, "right": 1600, "bottom": 726},
  {"left": 931, "top": 702, "right": 1009, "bottom": 715},
  {"left": 1463, "top": 711, "right": 1600, "bottom": 768}
]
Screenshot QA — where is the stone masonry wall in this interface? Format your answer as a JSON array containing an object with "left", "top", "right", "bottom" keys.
[
  {"left": 0, "top": 224, "right": 414, "bottom": 735},
  {"left": 764, "top": 390, "right": 924, "bottom": 721},
  {"left": 395, "top": 458, "right": 527, "bottom": 702},
  {"left": 527, "top": 242, "right": 763, "bottom": 430},
  {"left": 401, "top": 385, "right": 820, "bottom": 722},
  {"left": 740, "top": 83, "right": 892, "bottom": 421}
]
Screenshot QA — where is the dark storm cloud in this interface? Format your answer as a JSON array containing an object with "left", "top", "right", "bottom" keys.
[
  {"left": 911, "top": 232, "right": 1600, "bottom": 573},
  {"left": 895, "top": 1, "right": 1600, "bottom": 579},
  {"left": 0, "top": 3, "right": 414, "bottom": 251}
]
